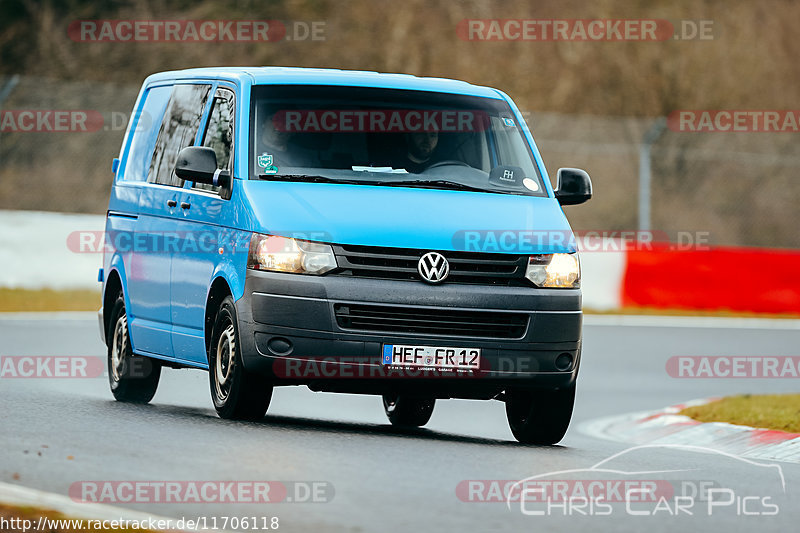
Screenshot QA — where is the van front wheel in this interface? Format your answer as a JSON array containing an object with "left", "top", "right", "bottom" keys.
[
  {"left": 505, "top": 384, "right": 575, "bottom": 445},
  {"left": 208, "top": 296, "right": 272, "bottom": 420},
  {"left": 382, "top": 395, "right": 435, "bottom": 427}
]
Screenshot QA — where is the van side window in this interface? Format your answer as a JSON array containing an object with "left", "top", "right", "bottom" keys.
[
  {"left": 147, "top": 84, "right": 211, "bottom": 186},
  {"left": 120, "top": 85, "right": 172, "bottom": 181},
  {"left": 195, "top": 90, "right": 235, "bottom": 193}
]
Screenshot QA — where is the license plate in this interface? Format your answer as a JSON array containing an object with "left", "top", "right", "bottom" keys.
[{"left": 382, "top": 344, "right": 481, "bottom": 369}]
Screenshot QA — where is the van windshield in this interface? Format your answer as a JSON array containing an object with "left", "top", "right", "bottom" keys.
[{"left": 249, "top": 85, "right": 547, "bottom": 196}]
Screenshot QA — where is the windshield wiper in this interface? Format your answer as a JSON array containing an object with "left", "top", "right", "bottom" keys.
[
  {"left": 258, "top": 174, "right": 380, "bottom": 185},
  {"left": 379, "top": 179, "right": 495, "bottom": 193},
  {"left": 258, "top": 175, "right": 519, "bottom": 194}
]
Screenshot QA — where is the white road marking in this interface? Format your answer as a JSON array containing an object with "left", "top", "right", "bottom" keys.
[{"left": 578, "top": 401, "right": 800, "bottom": 465}]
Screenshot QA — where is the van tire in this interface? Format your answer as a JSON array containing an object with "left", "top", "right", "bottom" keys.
[
  {"left": 382, "top": 395, "right": 435, "bottom": 427},
  {"left": 208, "top": 296, "right": 272, "bottom": 420},
  {"left": 107, "top": 293, "right": 161, "bottom": 403},
  {"left": 505, "top": 384, "right": 575, "bottom": 445}
]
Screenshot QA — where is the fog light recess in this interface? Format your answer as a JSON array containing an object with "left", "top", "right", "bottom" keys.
[
  {"left": 555, "top": 352, "right": 574, "bottom": 371},
  {"left": 267, "top": 337, "right": 293, "bottom": 356}
]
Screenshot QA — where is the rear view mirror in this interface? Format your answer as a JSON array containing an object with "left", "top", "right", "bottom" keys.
[
  {"left": 174, "top": 146, "right": 231, "bottom": 189},
  {"left": 555, "top": 168, "right": 592, "bottom": 205}
]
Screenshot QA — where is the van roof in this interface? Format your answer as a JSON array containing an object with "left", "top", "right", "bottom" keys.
[{"left": 144, "top": 66, "right": 504, "bottom": 99}]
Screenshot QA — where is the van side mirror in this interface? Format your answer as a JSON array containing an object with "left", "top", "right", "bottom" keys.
[
  {"left": 174, "top": 146, "right": 231, "bottom": 189},
  {"left": 555, "top": 168, "right": 592, "bottom": 205}
]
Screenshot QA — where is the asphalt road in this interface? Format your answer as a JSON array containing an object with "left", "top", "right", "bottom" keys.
[{"left": 1, "top": 314, "right": 798, "bottom": 533}]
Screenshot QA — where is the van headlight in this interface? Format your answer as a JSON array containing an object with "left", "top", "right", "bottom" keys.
[
  {"left": 525, "top": 253, "right": 580, "bottom": 288},
  {"left": 247, "top": 233, "right": 337, "bottom": 275}
]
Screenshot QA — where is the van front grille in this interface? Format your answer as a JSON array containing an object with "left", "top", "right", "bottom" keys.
[
  {"left": 331, "top": 244, "right": 528, "bottom": 286},
  {"left": 334, "top": 303, "right": 528, "bottom": 339}
]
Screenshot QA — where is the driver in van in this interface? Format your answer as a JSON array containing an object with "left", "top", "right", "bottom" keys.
[{"left": 400, "top": 131, "right": 439, "bottom": 173}]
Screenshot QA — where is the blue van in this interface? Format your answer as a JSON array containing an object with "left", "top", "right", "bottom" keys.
[{"left": 100, "top": 67, "right": 592, "bottom": 444}]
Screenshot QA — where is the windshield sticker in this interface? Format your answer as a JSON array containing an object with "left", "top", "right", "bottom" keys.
[
  {"left": 502, "top": 117, "right": 515, "bottom": 127},
  {"left": 258, "top": 153, "right": 278, "bottom": 174},
  {"left": 522, "top": 177, "right": 540, "bottom": 192}
]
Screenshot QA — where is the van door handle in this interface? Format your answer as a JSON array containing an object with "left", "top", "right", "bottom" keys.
[
  {"left": 167, "top": 200, "right": 177, "bottom": 207},
  {"left": 180, "top": 202, "right": 191, "bottom": 209}
]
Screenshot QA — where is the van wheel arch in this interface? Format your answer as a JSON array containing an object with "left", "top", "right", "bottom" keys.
[
  {"left": 205, "top": 277, "right": 233, "bottom": 360},
  {"left": 103, "top": 270, "right": 123, "bottom": 346}
]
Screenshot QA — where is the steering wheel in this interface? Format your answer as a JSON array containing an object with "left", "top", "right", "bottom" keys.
[{"left": 425, "top": 160, "right": 471, "bottom": 169}]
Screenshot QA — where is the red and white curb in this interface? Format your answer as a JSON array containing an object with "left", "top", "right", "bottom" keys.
[
  {"left": 0, "top": 481, "right": 231, "bottom": 533},
  {"left": 578, "top": 399, "right": 800, "bottom": 464}
]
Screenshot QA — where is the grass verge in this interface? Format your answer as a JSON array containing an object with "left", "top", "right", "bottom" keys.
[
  {"left": 679, "top": 394, "right": 800, "bottom": 434},
  {"left": 0, "top": 288, "right": 100, "bottom": 312}
]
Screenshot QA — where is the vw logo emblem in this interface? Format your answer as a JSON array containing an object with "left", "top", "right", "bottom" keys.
[{"left": 418, "top": 252, "right": 450, "bottom": 284}]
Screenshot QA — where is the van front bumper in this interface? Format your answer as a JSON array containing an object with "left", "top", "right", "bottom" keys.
[{"left": 235, "top": 270, "right": 582, "bottom": 398}]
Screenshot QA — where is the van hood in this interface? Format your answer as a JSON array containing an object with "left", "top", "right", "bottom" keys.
[{"left": 240, "top": 181, "right": 576, "bottom": 254}]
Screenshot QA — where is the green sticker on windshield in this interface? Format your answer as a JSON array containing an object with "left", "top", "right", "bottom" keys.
[{"left": 258, "top": 153, "right": 278, "bottom": 174}]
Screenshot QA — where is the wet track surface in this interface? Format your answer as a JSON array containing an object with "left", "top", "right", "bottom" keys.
[{"left": 1, "top": 314, "right": 798, "bottom": 532}]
